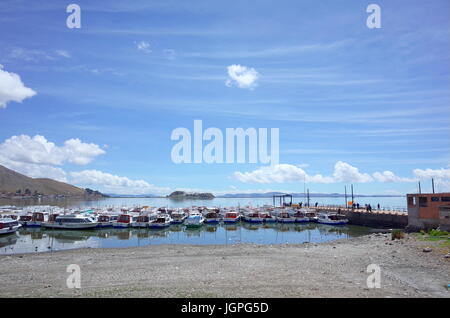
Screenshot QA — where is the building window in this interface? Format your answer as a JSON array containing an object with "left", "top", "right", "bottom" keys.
[
  {"left": 408, "top": 197, "right": 416, "bottom": 206},
  {"left": 419, "top": 197, "right": 428, "bottom": 207},
  {"left": 431, "top": 197, "right": 440, "bottom": 202},
  {"left": 441, "top": 197, "right": 450, "bottom": 202}
]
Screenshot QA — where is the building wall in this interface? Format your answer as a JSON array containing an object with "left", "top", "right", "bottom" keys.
[
  {"left": 407, "top": 193, "right": 450, "bottom": 231},
  {"left": 439, "top": 206, "right": 450, "bottom": 232}
]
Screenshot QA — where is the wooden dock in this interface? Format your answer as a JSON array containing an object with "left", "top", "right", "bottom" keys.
[{"left": 315, "top": 206, "right": 408, "bottom": 229}]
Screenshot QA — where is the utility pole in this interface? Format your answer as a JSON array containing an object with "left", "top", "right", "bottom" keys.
[
  {"left": 351, "top": 184, "right": 354, "bottom": 211},
  {"left": 307, "top": 188, "right": 310, "bottom": 207},
  {"left": 345, "top": 186, "right": 348, "bottom": 209},
  {"left": 418, "top": 181, "right": 421, "bottom": 194},
  {"left": 432, "top": 178, "right": 435, "bottom": 194}
]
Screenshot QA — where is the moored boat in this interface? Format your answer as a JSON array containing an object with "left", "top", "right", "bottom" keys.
[
  {"left": 170, "top": 210, "right": 187, "bottom": 224},
  {"left": 243, "top": 212, "right": 263, "bottom": 223},
  {"left": 260, "top": 212, "right": 276, "bottom": 223},
  {"left": 276, "top": 211, "right": 296, "bottom": 223},
  {"left": 113, "top": 214, "right": 136, "bottom": 228},
  {"left": 18, "top": 214, "right": 32, "bottom": 226},
  {"left": 149, "top": 214, "right": 171, "bottom": 229},
  {"left": 204, "top": 211, "right": 221, "bottom": 224},
  {"left": 0, "top": 218, "right": 21, "bottom": 235},
  {"left": 27, "top": 212, "right": 48, "bottom": 227},
  {"left": 133, "top": 215, "right": 151, "bottom": 228},
  {"left": 317, "top": 213, "right": 348, "bottom": 225},
  {"left": 96, "top": 214, "right": 115, "bottom": 228},
  {"left": 293, "top": 210, "right": 309, "bottom": 223},
  {"left": 184, "top": 211, "right": 204, "bottom": 228},
  {"left": 41, "top": 214, "right": 98, "bottom": 230},
  {"left": 223, "top": 211, "right": 240, "bottom": 223}
]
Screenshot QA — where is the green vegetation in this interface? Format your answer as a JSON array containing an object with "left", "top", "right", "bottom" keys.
[
  {"left": 414, "top": 229, "right": 450, "bottom": 250},
  {"left": 392, "top": 229, "right": 405, "bottom": 240}
]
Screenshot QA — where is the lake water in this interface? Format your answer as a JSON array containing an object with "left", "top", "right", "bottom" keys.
[
  {"left": 0, "top": 222, "right": 372, "bottom": 255},
  {"left": 0, "top": 196, "right": 407, "bottom": 210}
]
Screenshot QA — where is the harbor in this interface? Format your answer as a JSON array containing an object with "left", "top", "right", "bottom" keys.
[{"left": 0, "top": 202, "right": 374, "bottom": 254}]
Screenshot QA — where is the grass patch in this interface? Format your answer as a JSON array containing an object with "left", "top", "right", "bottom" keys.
[
  {"left": 413, "top": 230, "right": 450, "bottom": 250},
  {"left": 392, "top": 229, "right": 405, "bottom": 240}
]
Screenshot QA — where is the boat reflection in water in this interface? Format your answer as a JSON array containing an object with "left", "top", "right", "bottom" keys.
[{"left": 1, "top": 222, "right": 372, "bottom": 255}]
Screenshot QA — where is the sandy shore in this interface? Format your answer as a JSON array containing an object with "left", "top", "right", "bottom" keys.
[{"left": 0, "top": 234, "right": 448, "bottom": 298}]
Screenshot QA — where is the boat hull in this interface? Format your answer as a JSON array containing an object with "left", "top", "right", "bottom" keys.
[
  {"left": 223, "top": 217, "right": 240, "bottom": 223},
  {"left": 96, "top": 222, "right": 113, "bottom": 228},
  {"left": 42, "top": 222, "right": 98, "bottom": 230},
  {"left": 149, "top": 223, "right": 170, "bottom": 229},
  {"left": 317, "top": 220, "right": 348, "bottom": 225},
  {"left": 204, "top": 218, "right": 220, "bottom": 224},
  {"left": 113, "top": 222, "right": 131, "bottom": 228},
  {"left": 0, "top": 224, "right": 21, "bottom": 235},
  {"left": 277, "top": 218, "right": 296, "bottom": 223}
]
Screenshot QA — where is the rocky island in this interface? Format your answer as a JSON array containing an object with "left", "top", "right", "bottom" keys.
[{"left": 167, "top": 191, "right": 215, "bottom": 200}]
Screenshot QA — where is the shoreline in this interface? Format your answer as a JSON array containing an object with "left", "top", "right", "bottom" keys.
[{"left": 0, "top": 234, "right": 448, "bottom": 298}]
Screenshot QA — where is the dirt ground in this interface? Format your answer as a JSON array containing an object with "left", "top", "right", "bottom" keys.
[{"left": 0, "top": 233, "right": 448, "bottom": 298}]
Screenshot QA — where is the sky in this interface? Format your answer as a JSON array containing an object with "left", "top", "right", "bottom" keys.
[{"left": 0, "top": 0, "right": 449, "bottom": 196}]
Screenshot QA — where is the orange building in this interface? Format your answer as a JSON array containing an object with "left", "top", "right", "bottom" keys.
[{"left": 407, "top": 192, "right": 450, "bottom": 230}]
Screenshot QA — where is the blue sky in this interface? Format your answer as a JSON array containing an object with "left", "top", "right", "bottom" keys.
[{"left": 0, "top": 0, "right": 449, "bottom": 195}]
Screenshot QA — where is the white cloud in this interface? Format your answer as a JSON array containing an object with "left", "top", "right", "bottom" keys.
[
  {"left": 372, "top": 170, "right": 414, "bottom": 183},
  {"left": 0, "top": 135, "right": 105, "bottom": 166},
  {"left": 0, "top": 157, "right": 68, "bottom": 182},
  {"left": 413, "top": 168, "right": 450, "bottom": 191},
  {"left": 225, "top": 64, "right": 259, "bottom": 89},
  {"left": 55, "top": 50, "right": 71, "bottom": 58},
  {"left": 233, "top": 161, "right": 400, "bottom": 185},
  {"left": 0, "top": 65, "right": 36, "bottom": 108},
  {"left": 136, "top": 41, "right": 151, "bottom": 53},
  {"left": 413, "top": 168, "right": 450, "bottom": 180},
  {"left": 70, "top": 170, "right": 170, "bottom": 195},
  {"left": 234, "top": 164, "right": 333, "bottom": 184},
  {"left": 332, "top": 161, "right": 373, "bottom": 183}
]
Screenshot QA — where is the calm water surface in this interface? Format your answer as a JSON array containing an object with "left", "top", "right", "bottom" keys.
[
  {"left": 0, "top": 223, "right": 372, "bottom": 255},
  {"left": 0, "top": 196, "right": 407, "bottom": 210}
]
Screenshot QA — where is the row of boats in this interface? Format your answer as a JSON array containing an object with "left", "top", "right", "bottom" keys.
[{"left": 0, "top": 205, "right": 349, "bottom": 234}]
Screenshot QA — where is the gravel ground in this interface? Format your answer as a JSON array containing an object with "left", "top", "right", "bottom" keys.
[{"left": 0, "top": 234, "right": 448, "bottom": 298}]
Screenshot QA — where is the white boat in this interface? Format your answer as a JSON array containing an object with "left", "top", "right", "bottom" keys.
[
  {"left": 304, "top": 210, "right": 318, "bottom": 222},
  {"left": 18, "top": 214, "right": 32, "bottom": 226},
  {"left": 149, "top": 214, "right": 171, "bottom": 229},
  {"left": 133, "top": 215, "right": 151, "bottom": 228},
  {"left": 223, "top": 211, "right": 240, "bottom": 223},
  {"left": 204, "top": 210, "right": 221, "bottom": 224},
  {"left": 0, "top": 218, "right": 21, "bottom": 235},
  {"left": 260, "top": 212, "right": 276, "bottom": 223},
  {"left": 276, "top": 211, "right": 296, "bottom": 223},
  {"left": 185, "top": 211, "right": 204, "bottom": 228},
  {"left": 27, "top": 212, "right": 48, "bottom": 227},
  {"left": 243, "top": 212, "right": 263, "bottom": 223},
  {"left": 170, "top": 210, "right": 187, "bottom": 224},
  {"left": 293, "top": 210, "right": 309, "bottom": 223},
  {"left": 96, "top": 214, "right": 116, "bottom": 228},
  {"left": 113, "top": 214, "right": 136, "bottom": 228},
  {"left": 41, "top": 214, "right": 98, "bottom": 229},
  {"left": 317, "top": 213, "right": 348, "bottom": 225}
]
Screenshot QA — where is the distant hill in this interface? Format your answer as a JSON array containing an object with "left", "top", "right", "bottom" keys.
[
  {"left": 167, "top": 191, "right": 215, "bottom": 200},
  {"left": 0, "top": 165, "right": 105, "bottom": 197},
  {"left": 217, "top": 192, "right": 403, "bottom": 198}
]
